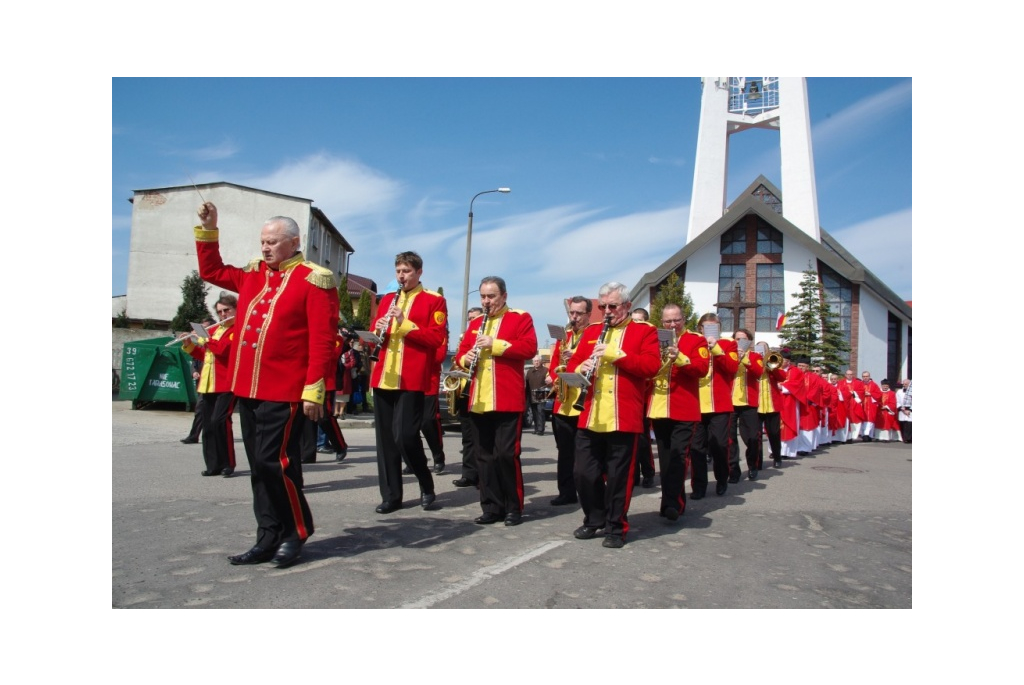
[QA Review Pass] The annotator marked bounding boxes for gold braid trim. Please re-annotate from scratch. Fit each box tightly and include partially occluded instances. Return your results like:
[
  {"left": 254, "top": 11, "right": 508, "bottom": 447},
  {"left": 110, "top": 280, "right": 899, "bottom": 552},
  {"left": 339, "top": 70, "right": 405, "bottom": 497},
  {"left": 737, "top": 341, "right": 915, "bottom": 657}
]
[
  {"left": 193, "top": 226, "right": 219, "bottom": 242},
  {"left": 303, "top": 261, "right": 338, "bottom": 290},
  {"left": 243, "top": 257, "right": 264, "bottom": 273}
]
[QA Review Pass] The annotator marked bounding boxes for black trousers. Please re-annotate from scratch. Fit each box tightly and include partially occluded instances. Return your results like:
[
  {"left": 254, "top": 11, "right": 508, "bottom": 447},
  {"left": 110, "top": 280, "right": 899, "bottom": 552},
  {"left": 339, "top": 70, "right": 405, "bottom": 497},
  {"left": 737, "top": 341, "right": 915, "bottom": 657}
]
[
  {"left": 468, "top": 411, "right": 524, "bottom": 516},
  {"left": 757, "top": 412, "right": 782, "bottom": 461},
  {"left": 186, "top": 394, "right": 204, "bottom": 440},
  {"left": 374, "top": 388, "right": 434, "bottom": 505},
  {"left": 236, "top": 398, "right": 314, "bottom": 549},
  {"left": 528, "top": 402, "right": 546, "bottom": 434},
  {"left": 731, "top": 405, "right": 761, "bottom": 471},
  {"left": 652, "top": 418, "right": 697, "bottom": 514},
  {"left": 634, "top": 417, "right": 655, "bottom": 480},
  {"left": 551, "top": 413, "right": 580, "bottom": 500},
  {"left": 574, "top": 429, "right": 638, "bottom": 538},
  {"left": 420, "top": 394, "right": 445, "bottom": 463},
  {"left": 319, "top": 391, "right": 348, "bottom": 452},
  {"left": 691, "top": 412, "right": 733, "bottom": 496},
  {"left": 898, "top": 420, "right": 912, "bottom": 444},
  {"left": 457, "top": 395, "right": 478, "bottom": 484},
  {"left": 200, "top": 392, "right": 236, "bottom": 473}
]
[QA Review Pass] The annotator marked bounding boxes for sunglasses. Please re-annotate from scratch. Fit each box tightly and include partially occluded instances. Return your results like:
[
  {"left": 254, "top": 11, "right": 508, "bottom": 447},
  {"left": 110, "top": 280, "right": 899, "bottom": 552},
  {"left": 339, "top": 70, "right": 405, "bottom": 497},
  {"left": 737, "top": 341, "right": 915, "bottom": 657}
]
[{"left": 597, "top": 303, "right": 623, "bottom": 311}]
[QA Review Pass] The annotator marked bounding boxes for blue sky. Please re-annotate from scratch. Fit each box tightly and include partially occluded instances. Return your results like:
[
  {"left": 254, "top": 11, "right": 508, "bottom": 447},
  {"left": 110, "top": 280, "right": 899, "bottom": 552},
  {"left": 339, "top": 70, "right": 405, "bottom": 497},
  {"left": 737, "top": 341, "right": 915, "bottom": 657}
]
[{"left": 112, "top": 77, "right": 911, "bottom": 342}]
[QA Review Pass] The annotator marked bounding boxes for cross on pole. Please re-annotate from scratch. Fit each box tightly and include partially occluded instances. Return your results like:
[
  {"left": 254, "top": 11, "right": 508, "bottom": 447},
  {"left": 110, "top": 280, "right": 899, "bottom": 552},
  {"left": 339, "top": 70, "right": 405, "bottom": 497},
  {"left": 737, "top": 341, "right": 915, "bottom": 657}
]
[{"left": 715, "top": 282, "right": 759, "bottom": 330}]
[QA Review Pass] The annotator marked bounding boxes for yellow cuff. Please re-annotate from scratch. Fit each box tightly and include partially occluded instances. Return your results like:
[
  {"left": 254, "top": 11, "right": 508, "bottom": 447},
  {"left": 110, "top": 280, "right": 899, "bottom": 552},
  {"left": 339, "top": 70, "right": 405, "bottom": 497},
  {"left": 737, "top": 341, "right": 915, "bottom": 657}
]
[
  {"left": 711, "top": 342, "right": 724, "bottom": 356},
  {"left": 491, "top": 339, "right": 511, "bottom": 356},
  {"left": 193, "top": 226, "right": 219, "bottom": 242},
  {"left": 301, "top": 379, "right": 326, "bottom": 405},
  {"left": 674, "top": 354, "right": 691, "bottom": 367},
  {"left": 395, "top": 319, "right": 416, "bottom": 338}
]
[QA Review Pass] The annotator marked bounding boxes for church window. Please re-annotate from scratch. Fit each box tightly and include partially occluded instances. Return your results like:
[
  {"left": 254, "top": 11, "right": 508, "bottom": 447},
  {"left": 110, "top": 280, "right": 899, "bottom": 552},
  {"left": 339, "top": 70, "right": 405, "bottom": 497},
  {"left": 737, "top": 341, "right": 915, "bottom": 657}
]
[
  {"left": 717, "top": 264, "right": 746, "bottom": 331},
  {"left": 755, "top": 264, "right": 785, "bottom": 332},
  {"left": 757, "top": 225, "right": 783, "bottom": 253},
  {"left": 720, "top": 226, "right": 746, "bottom": 255}
]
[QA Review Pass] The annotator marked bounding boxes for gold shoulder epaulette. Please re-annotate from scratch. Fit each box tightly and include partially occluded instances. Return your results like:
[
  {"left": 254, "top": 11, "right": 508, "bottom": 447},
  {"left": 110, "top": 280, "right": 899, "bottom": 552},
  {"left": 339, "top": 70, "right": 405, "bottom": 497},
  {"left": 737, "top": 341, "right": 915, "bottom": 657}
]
[
  {"left": 508, "top": 308, "right": 527, "bottom": 314},
  {"left": 243, "top": 257, "right": 264, "bottom": 273},
  {"left": 304, "top": 262, "right": 338, "bottom": 290}
]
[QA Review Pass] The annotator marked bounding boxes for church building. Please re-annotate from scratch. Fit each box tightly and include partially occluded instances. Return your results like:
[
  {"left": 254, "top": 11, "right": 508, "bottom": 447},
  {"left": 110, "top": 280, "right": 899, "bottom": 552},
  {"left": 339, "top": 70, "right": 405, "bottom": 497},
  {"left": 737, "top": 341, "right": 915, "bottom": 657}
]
[{"left": 628, "top": 77, "right": 911, "bottom": 382}]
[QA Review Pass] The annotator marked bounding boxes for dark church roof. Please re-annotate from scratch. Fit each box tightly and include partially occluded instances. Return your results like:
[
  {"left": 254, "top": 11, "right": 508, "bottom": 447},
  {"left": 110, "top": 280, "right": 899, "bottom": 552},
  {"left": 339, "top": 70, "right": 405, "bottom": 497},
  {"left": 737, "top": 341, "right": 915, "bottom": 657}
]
[{"left": 629, "top": 175, "right": 911, "bottom": 322}]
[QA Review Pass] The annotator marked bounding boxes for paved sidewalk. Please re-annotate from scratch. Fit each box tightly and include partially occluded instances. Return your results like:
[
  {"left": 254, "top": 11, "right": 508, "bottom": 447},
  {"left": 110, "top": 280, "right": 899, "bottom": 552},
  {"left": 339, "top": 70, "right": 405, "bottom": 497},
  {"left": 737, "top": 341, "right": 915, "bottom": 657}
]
[{"left": 112, "top": 401, "right": 912, "bottom": 609}]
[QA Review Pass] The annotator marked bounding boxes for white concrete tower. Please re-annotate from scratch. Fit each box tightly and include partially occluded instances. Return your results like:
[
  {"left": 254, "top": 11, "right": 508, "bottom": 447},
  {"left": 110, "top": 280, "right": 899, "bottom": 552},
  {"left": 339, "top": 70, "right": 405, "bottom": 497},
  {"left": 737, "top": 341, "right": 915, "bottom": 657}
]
[{"left": 686, "top": 77, "right": 820, "bottom": 243}]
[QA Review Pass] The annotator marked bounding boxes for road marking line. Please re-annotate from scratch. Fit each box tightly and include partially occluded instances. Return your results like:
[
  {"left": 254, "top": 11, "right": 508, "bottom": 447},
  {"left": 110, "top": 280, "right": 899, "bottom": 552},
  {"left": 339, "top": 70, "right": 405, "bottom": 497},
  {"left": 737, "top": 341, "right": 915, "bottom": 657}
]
[{"left": 399, "top": 540, "right": 567, "bottom": 609}]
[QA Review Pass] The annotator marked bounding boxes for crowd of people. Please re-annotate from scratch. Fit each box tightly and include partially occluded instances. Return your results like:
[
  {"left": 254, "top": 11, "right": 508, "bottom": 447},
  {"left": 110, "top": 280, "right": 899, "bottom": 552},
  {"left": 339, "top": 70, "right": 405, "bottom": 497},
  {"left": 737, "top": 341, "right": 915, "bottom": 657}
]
[{"left": 175, "top": 203, "right": 911, "bottom": 566}]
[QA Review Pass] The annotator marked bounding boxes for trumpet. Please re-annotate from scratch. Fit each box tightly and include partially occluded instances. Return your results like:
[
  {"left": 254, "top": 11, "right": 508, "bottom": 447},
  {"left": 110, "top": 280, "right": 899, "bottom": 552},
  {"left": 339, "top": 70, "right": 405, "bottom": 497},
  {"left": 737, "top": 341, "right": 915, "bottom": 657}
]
[
  {"left": 765, "top": 350, "right": 784, "bottom": 370},
  {"left": 461, "top": 304, "right": 490, "bottom": 399},
  {"left": 572, "top": 313, "right": 613, "bottom": 412},
  {"left": 369, "top": 285, "right": 403, "bottom": 363}
]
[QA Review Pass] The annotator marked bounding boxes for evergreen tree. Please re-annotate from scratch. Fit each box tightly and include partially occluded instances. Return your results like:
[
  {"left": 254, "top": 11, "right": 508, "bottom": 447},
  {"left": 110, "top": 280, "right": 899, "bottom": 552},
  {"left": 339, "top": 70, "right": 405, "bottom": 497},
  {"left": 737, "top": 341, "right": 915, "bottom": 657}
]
[
  {"left": 779, "top": 264, "right": 850, "bottom": 367},
  {"left": 170, "top": 270, "right": 211, "bottom": 331},
  {"left": 356, "top": 290, "right": 373, "bottom": 330},
  {"left": 648, "top": 272, "right": 698, "bottom": 330},
  {"left": 337, "top": 275, "right": 355, "bottom": 326}
]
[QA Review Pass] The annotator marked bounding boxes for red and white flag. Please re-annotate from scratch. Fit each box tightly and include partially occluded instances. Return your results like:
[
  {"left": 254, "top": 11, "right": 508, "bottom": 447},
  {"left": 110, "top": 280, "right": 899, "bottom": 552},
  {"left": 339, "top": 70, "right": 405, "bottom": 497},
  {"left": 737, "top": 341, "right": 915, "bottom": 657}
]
[{"left": 775, "top": 312, "right": 787, "bottom": 330}]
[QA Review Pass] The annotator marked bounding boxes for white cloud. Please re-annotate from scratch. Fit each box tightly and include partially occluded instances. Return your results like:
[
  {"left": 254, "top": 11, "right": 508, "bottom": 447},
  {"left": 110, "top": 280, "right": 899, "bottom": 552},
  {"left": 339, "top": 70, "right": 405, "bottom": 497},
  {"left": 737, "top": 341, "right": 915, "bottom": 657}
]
[
  {"left": 241, "top": 153, "right": 405, "bottom": 221},
  {"left": 191, "top": 138, "right": 241, "bottom": 161},
  {"left": 812, "top": 80, "right": 912, "bottom": 152},
  {"left": 830, "top": 208, "right": 912, "bottom": 299}
]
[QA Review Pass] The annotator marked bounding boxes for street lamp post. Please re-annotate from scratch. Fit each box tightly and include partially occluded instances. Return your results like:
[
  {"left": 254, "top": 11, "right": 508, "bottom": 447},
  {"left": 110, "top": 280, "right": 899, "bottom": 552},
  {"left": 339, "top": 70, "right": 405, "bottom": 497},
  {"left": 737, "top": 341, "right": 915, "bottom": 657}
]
[{"left": 461, "top": 187, "right": 510, "bottom": 332}]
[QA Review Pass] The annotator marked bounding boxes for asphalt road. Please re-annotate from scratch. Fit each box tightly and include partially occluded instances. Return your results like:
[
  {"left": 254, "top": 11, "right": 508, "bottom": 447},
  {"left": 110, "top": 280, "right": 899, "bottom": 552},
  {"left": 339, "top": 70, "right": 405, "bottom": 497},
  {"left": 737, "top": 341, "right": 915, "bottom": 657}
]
[{"left": 112, "top": 401, "right": 912, "bottom": 609}]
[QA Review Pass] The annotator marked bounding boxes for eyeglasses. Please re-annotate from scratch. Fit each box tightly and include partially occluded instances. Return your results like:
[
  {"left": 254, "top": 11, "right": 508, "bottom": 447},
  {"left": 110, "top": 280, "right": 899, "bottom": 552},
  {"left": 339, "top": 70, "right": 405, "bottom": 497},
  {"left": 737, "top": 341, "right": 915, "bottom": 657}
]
[
  {"left": 597, "top": 303, "right": 623, "bottom": 311},
  {"left": 662, "top": 318, "right": 682, "bottom": 324},
  {"left": 216, "top": 309, "right": 233, "bottom": 315}
]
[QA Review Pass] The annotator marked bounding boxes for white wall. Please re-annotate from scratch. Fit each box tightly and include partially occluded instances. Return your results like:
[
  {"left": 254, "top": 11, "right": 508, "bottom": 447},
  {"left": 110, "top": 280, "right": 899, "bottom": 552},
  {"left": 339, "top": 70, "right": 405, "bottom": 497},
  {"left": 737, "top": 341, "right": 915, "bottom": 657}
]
[
  {"left": 856, "top": 290, "right": 890, "bottom": 375},
  {"left": 127, "top": 186, "right": 312, "bottom": 322}
]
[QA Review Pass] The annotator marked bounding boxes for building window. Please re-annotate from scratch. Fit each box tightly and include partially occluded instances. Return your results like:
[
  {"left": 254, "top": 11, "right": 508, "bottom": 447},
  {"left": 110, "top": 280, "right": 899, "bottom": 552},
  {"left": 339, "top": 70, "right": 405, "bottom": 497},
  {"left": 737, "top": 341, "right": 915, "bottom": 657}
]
[
  {"left": 757, "top": 225, "right": 783, "bottom": 253},
  {"left": 887, "top": 312, "right": 902, "bottom": 384},
  {"left": 720, "top": 226, "right": 746, "bottom": 255},
  {"left": 820, "top": 263, "right": 853, "bottom": 366},
  {"left": 755, "top": 263, "right": 785, "bottom": 332},
  {"left": 716, "top": 264, "right": 746, "bottom": 331}
]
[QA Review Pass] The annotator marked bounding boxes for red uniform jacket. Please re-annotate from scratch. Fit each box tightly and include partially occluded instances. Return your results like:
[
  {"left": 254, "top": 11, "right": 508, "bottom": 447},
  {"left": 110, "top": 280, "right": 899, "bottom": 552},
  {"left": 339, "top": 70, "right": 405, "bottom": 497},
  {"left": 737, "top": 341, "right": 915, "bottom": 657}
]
[
  {"left": 647, "top": 330, "right": 710, "bottom": 422},
  {"left": 568, "top": 319, "right": 661, "bottom": 433},
  {"left": 800, "top": 371, "right": 824, "bottom": 431},
  {"left": 876, "top": 390, "right": 898, "bottom": 430},
  {"left": 183, "top": 321, "right": 236, "bottom": 394},
  {"left": 698, "top": 338, "right": 739, "bottom": 414},
  {"left": 195, "top": 230, "right": 338, "bottom": 404},
  {"left": 731, "top": 350, "right": 764, "bottom": 408},
  {"left": 370, "top": 284, "right": 448, "bottom": 393},
  {"left": 457, "top": 305, "right": 537, "bottom": 413},
  {"left": 549, "top": 329, "right": 585, "bottom": 417},
  {"left": 863, "top": 380, "right": 882, "bottom": 422},
  {"left": 758, "top": 367, "right": 787, "bottom": 414}
]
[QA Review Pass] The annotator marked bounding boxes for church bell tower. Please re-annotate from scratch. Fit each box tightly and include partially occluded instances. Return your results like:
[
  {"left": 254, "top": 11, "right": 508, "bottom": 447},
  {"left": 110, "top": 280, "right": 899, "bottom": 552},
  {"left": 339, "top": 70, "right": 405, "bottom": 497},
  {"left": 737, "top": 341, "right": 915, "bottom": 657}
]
[{"left": 687, "top": 77, "right": 820, "bottom": 243}]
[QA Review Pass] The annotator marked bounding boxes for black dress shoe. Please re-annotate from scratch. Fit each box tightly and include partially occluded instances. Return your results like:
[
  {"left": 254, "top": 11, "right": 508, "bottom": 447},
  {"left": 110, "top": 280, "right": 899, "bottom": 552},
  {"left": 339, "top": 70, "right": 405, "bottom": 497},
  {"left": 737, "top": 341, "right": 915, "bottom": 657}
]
[
  {"left": 335, "top": 449, "right": 347, "bottom": 462},
  {"left": 573, "top": 525, "right": 602, "bottom": 540},
  {"left": 452, "top": 477, "right": 477, "bottom": 488},
  {"left": 602, "top": 535, "right": 625, "bottom": 549},
  {"left": 433, "top": 461, "right": 445, "bottom": 474},
  {"left": 773, "top": 457, "right": 783, "bottom": 468},
  {"left": 421, "top": 492, "right": 436, "bottom": 510},
  {"left": 727, "top": 469, "right": 741, "bottom": 484},
  {"left": 715, "top": 482, "right": 728, "bottom": 496},
  {"left": 375, "top": 501, "right": 403, "bottom": 514},
  {"left": 663, "top": 506, "right": 680, "bottom": 522},
  {"left": 270, "top": 540, "right": 304, "bottom": 569},
  {"left": 474, "top": 512, "right": 503, "bottom": 525},
  {"left": 402, "top": 466, "right": 413, "bottom": 475},
  {"left": 228, "top": 545, "right": 276, "bottom": 565},
  {"left": 550, "top": 495, "right": 579, "bottom": 506},
  {"left": 748, "top": 469, "right": 758, "bottom": 480},
  {"left": 222, "top": 468, "right": 234, "bottom": 477},
  {"left": 504, "top": 512, "right": 522, "bottom": 526},
  {"left": 301, "top": 456, "right": 316, "bottom": 464},
  {"left": 201, "top": 469, "right": 222, "bottom": 477},
  {"left": 690, "top": 491, "right": 705, "bottom": 500},
  {"left": 181, "top": 437, "right": 199, "bottom": 444},
  {"left": 641, "top": 476, "right": 654, "bottom": 488}
]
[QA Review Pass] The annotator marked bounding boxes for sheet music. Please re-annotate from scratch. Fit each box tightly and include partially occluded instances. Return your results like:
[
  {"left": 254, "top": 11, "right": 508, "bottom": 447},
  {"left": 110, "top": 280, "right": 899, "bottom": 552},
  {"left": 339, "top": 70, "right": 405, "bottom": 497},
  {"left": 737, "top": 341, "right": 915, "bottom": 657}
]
[
  {"left": 657, "top": 328, "right": 675, "bottom": 347},
  {"left": 356, "top": 330, "right": 383, "bottom": 345},
  {"left": 702, "top": 322, "right": 720, "bottom": 341},
  {"left": 548, "top": 323, "right": 568, "bottom": 340},
  {"left": 190, "top": 322, "right": 210, "bottom": 340},
  {"left": 557, "top": 372, "right": 591, "bottom": 388}
]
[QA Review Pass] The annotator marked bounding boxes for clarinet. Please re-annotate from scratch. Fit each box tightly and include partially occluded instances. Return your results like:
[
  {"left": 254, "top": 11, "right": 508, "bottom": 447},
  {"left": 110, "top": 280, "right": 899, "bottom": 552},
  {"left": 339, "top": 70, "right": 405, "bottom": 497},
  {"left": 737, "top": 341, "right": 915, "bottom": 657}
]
[
  {"left": 460, "top": 305, "right": 490, "bottom": 400},
  {"left": 368, "top": 285, "right": 402, "bottom": 363},
  {"left": 572, "top": 313, "right": 613, "bottom": 412}
]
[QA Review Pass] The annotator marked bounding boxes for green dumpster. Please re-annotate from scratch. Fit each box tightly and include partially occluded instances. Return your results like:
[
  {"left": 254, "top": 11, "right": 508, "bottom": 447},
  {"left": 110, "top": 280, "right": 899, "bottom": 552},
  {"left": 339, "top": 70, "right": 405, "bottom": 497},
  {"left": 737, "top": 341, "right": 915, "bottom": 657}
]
[{"left": 119, "top": 337, "right": 198, "bottom": 410}]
